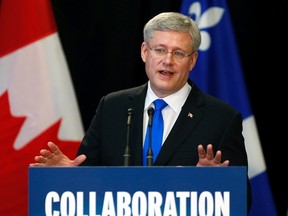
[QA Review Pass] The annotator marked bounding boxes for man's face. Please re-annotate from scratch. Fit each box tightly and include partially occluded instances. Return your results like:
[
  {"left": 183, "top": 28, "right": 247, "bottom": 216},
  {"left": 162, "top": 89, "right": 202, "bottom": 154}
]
[{"left": 141, "top": 30, "right": 198, "bottom": 98}]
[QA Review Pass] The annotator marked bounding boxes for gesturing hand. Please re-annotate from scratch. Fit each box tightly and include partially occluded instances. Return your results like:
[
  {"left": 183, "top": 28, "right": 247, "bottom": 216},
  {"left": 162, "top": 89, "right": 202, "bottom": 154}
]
[
  {"left": 196, "top": 144, "right": 229, "bottom": 167},
  {"left": 29, "top": 142, "right": 86, "bottom": 167}
]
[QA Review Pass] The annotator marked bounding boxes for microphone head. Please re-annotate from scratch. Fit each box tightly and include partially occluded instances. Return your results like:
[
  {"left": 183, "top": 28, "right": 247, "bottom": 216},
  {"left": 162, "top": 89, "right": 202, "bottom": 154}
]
[
  {"left": 127, "top": 108, "right": 134, "bottom": 115},
  {"left": 127, "top": 108, "right": 134, "bottom": 125},
  {"left": 147, "top": 107, "right": 154, "bottom": 127},
  {"left": 147, "top": 107, "right": 155, "bottom": 116}
]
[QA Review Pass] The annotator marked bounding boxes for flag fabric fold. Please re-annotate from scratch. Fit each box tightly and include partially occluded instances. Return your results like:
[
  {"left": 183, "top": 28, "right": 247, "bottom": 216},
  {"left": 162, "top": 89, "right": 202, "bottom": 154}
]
[
  {"left": 180, "top": 0, "right": 277, "bottom": 215},
  {"left": 0, "top": 0, "right": 84, "bottom": 215}
]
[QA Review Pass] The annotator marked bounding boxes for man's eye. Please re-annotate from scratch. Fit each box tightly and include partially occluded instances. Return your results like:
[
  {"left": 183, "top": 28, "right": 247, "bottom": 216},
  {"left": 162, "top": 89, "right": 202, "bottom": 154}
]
[
  {"left": 174, "top": 51, "right": 185, "bottom": 58},
  {"left": 155, "top": 48, "right": 166, "bottom": 54}
]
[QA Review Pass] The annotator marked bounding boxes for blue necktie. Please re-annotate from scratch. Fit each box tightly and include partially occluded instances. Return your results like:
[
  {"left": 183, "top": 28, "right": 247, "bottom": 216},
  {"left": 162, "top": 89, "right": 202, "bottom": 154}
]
[{"left": 143, "top": 99, "right": 167, "bottom": 166}]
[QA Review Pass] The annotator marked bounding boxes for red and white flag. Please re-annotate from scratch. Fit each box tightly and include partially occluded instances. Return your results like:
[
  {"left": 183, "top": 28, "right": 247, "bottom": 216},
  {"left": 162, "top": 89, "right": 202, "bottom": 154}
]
[{"left": 0, "top": 0, "right": 84, "bottom": 215}]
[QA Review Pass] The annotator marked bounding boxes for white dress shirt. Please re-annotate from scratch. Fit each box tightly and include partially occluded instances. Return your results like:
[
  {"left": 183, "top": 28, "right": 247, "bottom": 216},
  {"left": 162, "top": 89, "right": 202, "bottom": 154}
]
[{"left": 143, "top": 81, "right": 191, "bottom": 146}]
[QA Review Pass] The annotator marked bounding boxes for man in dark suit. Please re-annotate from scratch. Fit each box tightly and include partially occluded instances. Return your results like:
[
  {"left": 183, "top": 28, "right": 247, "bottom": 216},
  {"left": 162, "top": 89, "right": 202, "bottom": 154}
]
[{"left": 30, "top": 11, "right": 251, "bottom": 211}]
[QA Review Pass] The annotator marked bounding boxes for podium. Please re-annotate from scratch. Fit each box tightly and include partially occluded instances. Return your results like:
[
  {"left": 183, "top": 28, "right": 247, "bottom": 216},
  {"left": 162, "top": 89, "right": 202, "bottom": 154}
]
[{"left": 29, "top": 166, "right": 247, "bottom": 215}]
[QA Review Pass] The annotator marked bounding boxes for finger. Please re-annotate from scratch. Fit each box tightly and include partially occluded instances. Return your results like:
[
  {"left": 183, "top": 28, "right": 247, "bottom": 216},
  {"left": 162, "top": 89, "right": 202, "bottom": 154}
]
[
  {"left": 47, "top": 142, "right": 62, "bottom": 155},
  {"left": 34, "top": 155, "right": 47, "bottom": 163},
  {"left": 206, "top": 144, "right": 214, "bottom": 160},
  {"left": 220, "top": 160, "right": 230, "bottom": 167},
  {"left": 30, "top": 163, "right": 42, "bottom": 167},
  {"left": 73, "top": 154, "right": 87, "bottom": 166},
  {"left": 214, "top": 150, "right": 222, "bottom": 164},
  {"left": 197, "top": 144, "right": 206, "bottom": 158},
  {"left": 39, "top": 149, "right": 52, "bottom": 158}
]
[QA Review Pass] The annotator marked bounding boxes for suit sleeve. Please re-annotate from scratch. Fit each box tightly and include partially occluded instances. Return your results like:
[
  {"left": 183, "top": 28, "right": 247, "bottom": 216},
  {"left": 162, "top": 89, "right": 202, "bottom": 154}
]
[{"left": 76, "top": 97, "right": 104, "bottom": 166}]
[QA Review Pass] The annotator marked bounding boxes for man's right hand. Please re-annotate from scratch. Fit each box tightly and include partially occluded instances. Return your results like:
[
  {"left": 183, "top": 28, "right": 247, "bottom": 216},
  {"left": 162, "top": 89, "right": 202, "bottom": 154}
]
[{"left": 29, "top": 142, "right": 86, "bottom": 167}]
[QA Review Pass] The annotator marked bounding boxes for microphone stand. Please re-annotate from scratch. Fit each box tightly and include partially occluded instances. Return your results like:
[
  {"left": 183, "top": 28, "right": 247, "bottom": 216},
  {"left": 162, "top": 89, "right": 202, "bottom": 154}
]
[
  {"left": 146, "top": 107, "right": 154, "bottom": 166},
  {"left": 123, "top": 108, "right": 133, "bottom": 166}
]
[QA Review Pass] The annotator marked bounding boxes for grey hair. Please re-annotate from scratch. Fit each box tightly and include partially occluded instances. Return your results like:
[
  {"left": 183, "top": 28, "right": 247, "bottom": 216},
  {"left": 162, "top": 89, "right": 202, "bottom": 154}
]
[{"left": 143, "top": 12, "right": 201, "bottom": 52}]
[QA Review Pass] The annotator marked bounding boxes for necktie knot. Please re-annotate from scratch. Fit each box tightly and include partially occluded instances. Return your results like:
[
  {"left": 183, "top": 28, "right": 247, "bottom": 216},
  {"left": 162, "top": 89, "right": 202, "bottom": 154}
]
[{"left": 153, "top": 99, "right": 167, "bottom": 111}]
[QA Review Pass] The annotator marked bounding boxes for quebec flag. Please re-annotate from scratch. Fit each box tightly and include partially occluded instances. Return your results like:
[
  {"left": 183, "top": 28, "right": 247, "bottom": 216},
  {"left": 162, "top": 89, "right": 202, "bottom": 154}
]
[{"left": 180, "top": 0, "right": 278, "bottom": 215}]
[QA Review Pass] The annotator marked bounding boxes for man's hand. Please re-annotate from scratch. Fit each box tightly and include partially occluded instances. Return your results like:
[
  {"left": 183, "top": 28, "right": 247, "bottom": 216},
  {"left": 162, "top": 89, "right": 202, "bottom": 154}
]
[
  {"left": 29, "top": 142, "right": 86, "bottom": 167},
  {"left": 196, "top": 144, "right": 229, "bottom": 167}
]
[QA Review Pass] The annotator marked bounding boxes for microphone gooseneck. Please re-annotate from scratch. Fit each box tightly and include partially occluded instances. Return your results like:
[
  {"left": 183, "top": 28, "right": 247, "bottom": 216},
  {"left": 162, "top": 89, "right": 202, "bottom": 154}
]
[
  {"left": 146, "top": 107, "right": 155, "bottom": 166},
  {"left": 123, "top": 108, "right": 134, "bottom": 166}
]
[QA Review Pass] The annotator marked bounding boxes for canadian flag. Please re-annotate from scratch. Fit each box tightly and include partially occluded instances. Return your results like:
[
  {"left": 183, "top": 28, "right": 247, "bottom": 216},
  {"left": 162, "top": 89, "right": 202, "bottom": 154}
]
[{"left": 0, "top": 0, "right": 84, "bottom": 215}]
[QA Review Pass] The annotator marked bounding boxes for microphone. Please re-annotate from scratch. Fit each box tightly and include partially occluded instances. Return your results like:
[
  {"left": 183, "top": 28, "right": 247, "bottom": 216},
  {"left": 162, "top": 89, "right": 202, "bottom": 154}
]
[
  {"left": 123, "top": 108, "right": 134, "bottom": 166},
  {"left": 146, "top": 107, "right": 155, "bottom": 166}
]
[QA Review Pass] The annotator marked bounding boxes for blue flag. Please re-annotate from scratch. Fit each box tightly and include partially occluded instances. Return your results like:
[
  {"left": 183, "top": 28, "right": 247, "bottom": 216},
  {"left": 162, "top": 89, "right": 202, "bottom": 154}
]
[{"left": 180, "top": 1, "right": 278, "bottom": 215}]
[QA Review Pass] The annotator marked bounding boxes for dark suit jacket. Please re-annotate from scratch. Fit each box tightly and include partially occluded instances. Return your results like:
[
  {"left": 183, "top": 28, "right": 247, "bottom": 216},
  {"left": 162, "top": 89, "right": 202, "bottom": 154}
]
[
  {"left": 77, "top": 80, "right": 251, "bottom": 211},
  {"left": 77, "top": 80, "right": 248, "bottom": 167}
]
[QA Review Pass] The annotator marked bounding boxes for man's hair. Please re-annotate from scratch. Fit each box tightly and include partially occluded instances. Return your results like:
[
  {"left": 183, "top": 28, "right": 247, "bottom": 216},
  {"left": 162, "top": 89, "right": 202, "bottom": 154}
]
[{"left": 143, "top": 12, "right": 201, "bottom": 52}]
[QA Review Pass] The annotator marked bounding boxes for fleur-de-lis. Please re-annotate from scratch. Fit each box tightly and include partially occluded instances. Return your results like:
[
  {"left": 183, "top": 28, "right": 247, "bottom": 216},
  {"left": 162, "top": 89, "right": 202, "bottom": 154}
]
[{"left": 187, "top": 2, "right": 225, "bottom": 51}]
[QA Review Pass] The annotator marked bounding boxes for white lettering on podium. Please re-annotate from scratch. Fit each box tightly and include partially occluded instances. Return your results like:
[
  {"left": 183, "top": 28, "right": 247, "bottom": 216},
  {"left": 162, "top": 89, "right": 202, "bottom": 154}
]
[
  {"left": 215, "top": 192, "right": 230, "bottom": 216},
  {"left": 44, "top": 190, "right": 230, "bottom": 216},
  {"left": 176, "top": 191, "right": 190, "bottom": 216},
  {"left": 45, "top": 191, "right": 59, "bottom": 216},
  {"left": 102, "top": 192, "right": 115, "bottom": 216},
  {"left": 117, "top": 191, "right": 131, "bottom": 216},
  {"left": 60, "top": 191, "right": 76, "bottom": 216},
  {"left": 148, "top": 192, "right": 162, "bottom": 216},
  {"left": 198, "top": 191, "right": 230, "bottom": 216},
  {"left": 131, "top": 191, "right": 147, "bottom": 215},
  {"left": 163, "top": 191, "right": 177, "bottom": 216}
]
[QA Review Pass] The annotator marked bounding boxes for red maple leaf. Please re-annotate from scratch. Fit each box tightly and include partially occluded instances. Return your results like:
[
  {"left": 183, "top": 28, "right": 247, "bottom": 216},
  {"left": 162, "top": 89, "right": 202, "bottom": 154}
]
[{"left": 0, "top": 91, "right": 81, "bottom": 215}]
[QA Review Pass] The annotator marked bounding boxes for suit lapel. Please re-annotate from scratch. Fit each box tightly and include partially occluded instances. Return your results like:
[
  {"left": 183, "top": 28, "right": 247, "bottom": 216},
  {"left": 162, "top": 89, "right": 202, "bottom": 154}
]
[
  {"left": 154, "top": 83, "right": 205, "bottom": 165},
  {"left": 125, "top": 83, "right": 147, "bottom": 165}
]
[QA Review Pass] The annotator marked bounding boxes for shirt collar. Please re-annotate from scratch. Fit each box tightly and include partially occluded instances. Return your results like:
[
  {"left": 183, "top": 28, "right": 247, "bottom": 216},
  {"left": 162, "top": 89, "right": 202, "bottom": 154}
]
[{"left": 144, "top": 81, "right": 191, "bottom": 114}]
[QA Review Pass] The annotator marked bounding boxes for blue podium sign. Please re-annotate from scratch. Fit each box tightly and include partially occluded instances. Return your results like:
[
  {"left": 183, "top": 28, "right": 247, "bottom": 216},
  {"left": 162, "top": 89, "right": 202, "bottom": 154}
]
[{"left": 29, "top": 166, "right": 246, "bottom": 216}]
